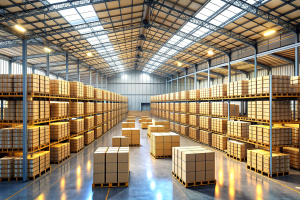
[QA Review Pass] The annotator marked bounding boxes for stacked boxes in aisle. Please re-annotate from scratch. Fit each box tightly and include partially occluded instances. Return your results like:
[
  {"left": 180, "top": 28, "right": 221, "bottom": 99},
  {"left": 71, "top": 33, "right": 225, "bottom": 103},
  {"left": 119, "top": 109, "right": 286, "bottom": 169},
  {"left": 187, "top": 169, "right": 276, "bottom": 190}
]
[
  {"left": 50, "top": 143, "right": 70, "bottom": 163},
  {"left": 227, "top": 140, "right": 254, "bottom": 160},
  {"left": 189, "top": 102, "right": 199, "bottom": 114},
  {"left": 112, "top": 136, "right": 130, "bottom": 147},
  {"left": 227, "top": 121, "right": 250, "bottom": 138},
  {"left": 141, "top": 121, "right": 153, "bottom": 129},
  {"left": 153, "top": 121, "right": 170, "bottom": 132},
  {"left": 181, "top": 125, "right": 189, "bottom": 137},
  {"left": 189, "top": 115, "right": 199, "bottom": 127},
  {"left": 0, "top": 74, "right": 13, "bottom": 93},
  {"left": 199, "top": 116, "right": 211, "bottom": 130},
  {"left": 0, "top": 157, "right": 14, "bottom": 179},
  {"left": 172, "top": 146, "right": 215, "bottom": 186},
  {"left": 189, "top": 89, "right": 200, "bottom": 100},
  {"left": 127, "top": 116, "right": 135, "bottom": 122},
  {"left": 84, "top": 85, "right": 94, "bottom": 99},
  {"left": 283, "top": 147, "right": 300, "bottom": 169},
  {"left": 283, "top": 124, "right": 299, "bottom": 146},
  {"left": 122, "top": 122, "right": 135, "bottom": 128},
  {"left": 3, "top": 101, "right": 16, "bottom": 120},
  {"left": 94, "top": 126, "right": 102, "bottom": 139},
  {"left": 84, "top": 116, "right": 95, "bottom": 131},
  {"left": 150, "top": 132, "right": 180, "bottom": 157},
  {"left": 249, "top": 125, "right": 292, "bottom": 146},
  {"left": 180, "top": 114, "right": 189, "bottom": 124},
  {"left": 70, "top": 81, "right": 84, "bottom": 98},
  {"left": 247, "top": 149, "right": 290, "bottom": 174},
  {"left": 50, "top": 102, "right": 69, "bottom": 118},
  {"left": 70, "top": 118, "right": 84, "bottom": 134},
  {"left": 93, "top": 147, "right": 129, "bottom": 185},
  {"left": 70, "top": 102, "right": 84, "bottom": 117},
  {"left": 211, "top": 118, "right": 227, "bottom": 134},
  {"left": 139, "top": 116, "right": 148, "bottom": 123},
  {"left": 189, "top": 127, "right": 199, "bottom": 141},
  {"left": 84, "top": 130, "right": 94, "bottom": 145},
  {"left": 95, "top": 103, "right": 102, "bottom": 114},
  {"left": 212, "top": 134, "right": 228, "bottom": 151},
  {"left": 199, "top": 130, "right": 212, "bottom": 146},
  {"left": 147, "top": 125, "right": 164, "bottom": 137},
  {"left": 94, "top": 88, "right": 103, "bottom": 101},
  {"left": 14, "top": 74, "right": 39, "bottom": 93},
  {"left": 122, "top": 128, "right": 140, "bottom": 146},
  {"left": 50, "top": 122, "right": 70, "bottom": 141},
  {"left": 84, "top": 102, "right": 94, "bottom": 115},
  {"left": 70, "top": 135, "right": 84, "bottom": 153},
  {"left": 199, "top": 102, "right": 211, "bottom": 115},
  {"left": 200, "top": 88, "right": 211, "bottom": 98},
  {"left": 16, "top": 101, "right": 39, "bottom": 121}
]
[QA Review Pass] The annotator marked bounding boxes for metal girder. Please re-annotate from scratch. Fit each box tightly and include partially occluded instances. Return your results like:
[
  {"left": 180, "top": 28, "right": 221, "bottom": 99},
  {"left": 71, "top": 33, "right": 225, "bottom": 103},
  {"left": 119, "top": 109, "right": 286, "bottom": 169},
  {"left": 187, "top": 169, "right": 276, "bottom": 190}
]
[
  {"left": 34, "top": 61, "right": 77, "bottom": 68},
  {"left": 220, "top": 0, "right": 297, "bottom": 33},
  {"left": 0, "top": 0, "right": 118, "bottom": 23},
  {"left": 0, "top": 39, "right": 44, "bottom": 49},
  {"left": 146, "top": 0, "right": 256, "bottom": 47},
  {"left": 220, "top": 66, "right": 248, "bottom": 76},
  {"left": 269, "top": 53, "right": 295, "bottom": 64},
  {"left": 243, "top": 60, "right": 270, "bottom": 70},
  {"left": 11, "top": 52, "right": 66, "bottom": 61}
]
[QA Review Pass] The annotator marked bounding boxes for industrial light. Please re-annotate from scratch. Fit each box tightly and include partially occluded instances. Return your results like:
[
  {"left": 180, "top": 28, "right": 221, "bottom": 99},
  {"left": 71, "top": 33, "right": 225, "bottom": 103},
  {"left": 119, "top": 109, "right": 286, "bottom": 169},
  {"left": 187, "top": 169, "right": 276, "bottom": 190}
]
[
  {"left": 264, "top": 30, "right": 276, "bottom": 37},
  {"left": 87, "top": 52, "right": 93, "bottom": 57},
  {"left": 14, "top": 24, "right": 26, "bottom": 32},
  {"left": 44, "top": 47, "right": 51, "bottom": 53},
  {"left": 177, "top": 62, "right": 182, "bottom": 67},
  {"left": 208, "top": 50, "right": 214, "bottom": 55}
]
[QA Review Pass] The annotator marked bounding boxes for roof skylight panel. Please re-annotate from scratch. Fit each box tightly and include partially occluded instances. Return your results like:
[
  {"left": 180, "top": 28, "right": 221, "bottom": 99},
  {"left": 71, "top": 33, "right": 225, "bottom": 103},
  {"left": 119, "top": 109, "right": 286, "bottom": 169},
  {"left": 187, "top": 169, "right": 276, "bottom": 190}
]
[
  {"left": 48, "top": 0, "right": 66, "bottom": 3},
  {"left": 59, "top": 8, "right": 78, "bottom": 16},
  {"left": 219, "top": 10, "right": 236, "bottom": 18},
  {"left": 227, "top": 5, "right": 243, "bottom": 14},
  {"left": 167, "top": 35, "right": 182, "bottom": 44},
  {"left": 177, "top": 39, "right": 192, "bottom": 48},
  {"left": 78, "top": 28, "right": 92, "bottom": 34},
  {"left": 181, "top": 22, "right": 198, "bottom": 33},
  {"left": 166, "top": 49, "right": 178, "bottom": 55},
  {"left": 210, "top": 19, "right": 223, "bottom": 26}
]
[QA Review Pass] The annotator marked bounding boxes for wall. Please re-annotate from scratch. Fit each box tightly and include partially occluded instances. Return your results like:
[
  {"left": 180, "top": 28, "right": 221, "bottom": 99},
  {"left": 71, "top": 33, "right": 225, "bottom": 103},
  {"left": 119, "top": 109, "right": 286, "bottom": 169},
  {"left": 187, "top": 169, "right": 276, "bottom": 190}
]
[{"left": 107, "top": 71, "right": 166, "bottom": 111}]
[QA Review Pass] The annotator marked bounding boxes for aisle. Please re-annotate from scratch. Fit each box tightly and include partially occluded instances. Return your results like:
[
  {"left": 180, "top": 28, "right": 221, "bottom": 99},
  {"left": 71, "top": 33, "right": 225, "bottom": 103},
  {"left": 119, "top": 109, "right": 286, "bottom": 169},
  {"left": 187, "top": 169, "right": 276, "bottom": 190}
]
[{"left": 1, "top": 117, "right": 300, "bottom": 200}]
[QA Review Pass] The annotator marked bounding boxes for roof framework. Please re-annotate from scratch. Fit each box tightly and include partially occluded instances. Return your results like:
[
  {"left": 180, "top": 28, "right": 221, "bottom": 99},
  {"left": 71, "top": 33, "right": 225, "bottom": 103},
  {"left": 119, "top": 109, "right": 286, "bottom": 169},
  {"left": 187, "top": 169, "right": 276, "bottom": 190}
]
[{"left": 0, "top": 0, "right": 298, "bottom": 82}]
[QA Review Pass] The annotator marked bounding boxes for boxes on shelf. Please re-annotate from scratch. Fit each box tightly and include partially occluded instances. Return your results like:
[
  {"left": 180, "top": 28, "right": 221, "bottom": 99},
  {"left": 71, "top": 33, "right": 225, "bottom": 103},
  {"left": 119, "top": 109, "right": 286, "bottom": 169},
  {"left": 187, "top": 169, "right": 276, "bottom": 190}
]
[
  {"left": 283, "top": 147, "right": 300, "bottom": 169},
  {"left": 199, "top": 116, "right": 211, "bottom": 130},
  {"left": 212, "top": 134, "right": 227, "bottom": 151},
  {"left": 94, "top": 114, "right": 102, "bottom": 127},
  {"left": 122, "top": 128, "right": 140, "bottom": 145},
  {"left": 50, "top": 143, "right": 70, "bottom": 163},
  {"left": 84, "top": 130, "right": 94, "bottom": 145},
  {"left": 70, "top": 118, "right": 84, "bottom": 134},
  {"left": 84, "top": 102, "right": 94, "bottom": 115},
  {"left": 199, "top": 88, "right": 211, "bottom": 98},
  {"left": 95, "top": 102, "right": 102, "bottom": 114},
  {"left": 14, "top": 74, "right": 40, "bottom": 93},
  {"left": 211, "top": 102, "right": 239, "bottom": 117},
  {"left": 227, "top": 121, "right": 250, "bottom": 138},
  {"left": 180, "top": 114, "right": 189, "bottom": 124},
  {"left": 147, "top": 125, "right": 165, "bottom": 137},
  {"left": 16, "top": 100, "right": 40, "bottom": 121},
  {"left": 0, "top": 74, "right": 13, "bottom": 93},
  {"left": 50, "top": 102, "right": 69, "bottom": 118},
  {"left": 94, "top": 88, "right": 103, "bottom": 101},
  {"left": 93, "top": 147, "right": 129, "bottom": 184},
  {"left": 189, "top": 102, "right": 199, "bottom": 114},
  {"left": 180, "top": 125, "right": 189, "bottom": 137},
  {"left": 112, "top": 136, "right": 130, "bottom": 147},
  {"left": 199, "top": 102, "right": 211, "bottom": 115},
  {"left": 70, "top": 81, "right": 84, "bottom": 98},
  {"left": 50, "top": 122, "right": 70, "bottom": 141},
  {"left": 211, "top": 118, "right": 227, "bottom": 134},
  {"left": 189, "top": 115, "right": 199, "bottom": 127},
  {"left": 199, "top": 130, "right": 212, "bottom": 146},
  {"left": 95, "top": 126, "right": 102, "bottom": 139},
  {"left": 189, "top": 89, "right": 200, "bottom": 99},
  {"left": 70, "top": 135, "right": 84, "bottom": 152},
  {"left": 70, "top": 102, "right": 84, "bottom": 116},
  {"left": 0, "top": 157, "right": 15, "bottom": 178},
  {"left": 172, "top": 146, "right": 215, "bottom": 184},
  {"left": 283, "top": 124, "right": 299, "bottom": 146},
  {"left": 150, "top": 132, "right": 180, "bottom": 157},
  {"left": 84, "top": 116, "right": 95, "bottom": 131},
  {"left": 189, "top": 127, "right": 199, "bottom": 141},
  {"left": 180, "top": 103, "right": 189, "bottom": 113},
  {"left": 84, "top": 85, "right": 94, "bottom": 99},
  {"left": 153, "top": 120, "right": 170, "bottom": 132},
  {"left": 227, "top": 140, "right": 254, "bottom": 159}
]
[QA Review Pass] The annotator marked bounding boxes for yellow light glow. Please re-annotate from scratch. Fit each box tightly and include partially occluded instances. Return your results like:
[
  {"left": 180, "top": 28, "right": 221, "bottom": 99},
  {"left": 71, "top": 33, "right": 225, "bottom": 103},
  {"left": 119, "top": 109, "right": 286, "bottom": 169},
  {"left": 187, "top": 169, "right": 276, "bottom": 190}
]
[
  {"left": 215, "top": 184, "right": 219, "bottom": 198},
  {"left": 37, "top": 193, "right": 44, "bottom": 200},
  {"left": 87, "top": 160, "right": 91, "bottom": 172},
  {"left": 61, "top": 178, "right": 65, "bottom": 190},
  {"left": 218, "top": 169, "right": 223, "bottom": 186},
  {"left": 44, "top": 47, "right": 51, "bottom": 53},
  {"left": 264, "top": 30, "right": 276, "bottom": 37},
  {"left": 256, "top": 184, "right": 263, "bottom": 200},
  {"left": 77, "top": 177, "right": 81, "bottom": 191},
  {"left": 208, "top": 50, "right": 214, "bottom": 55},
  {"left": 15, "top": 24, "right": 26, "bottom": 32},
  {"left": 61, "top": 193, "right": 66, "bottom": 200},
  {"left": 77, "top": 166, "right": 81, "bottom": 176},
  {"left": 87, "top": 52, "right": 93, "bottom": 57},
  {"left": 177, "top": 62, "right": 182, "bottom": 67}
]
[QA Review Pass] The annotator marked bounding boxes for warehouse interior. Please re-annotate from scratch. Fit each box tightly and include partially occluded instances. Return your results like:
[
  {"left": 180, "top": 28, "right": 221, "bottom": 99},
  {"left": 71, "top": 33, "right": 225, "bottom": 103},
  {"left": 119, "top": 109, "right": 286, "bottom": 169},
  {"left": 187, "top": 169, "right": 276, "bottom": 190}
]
[{"left": 0, "top": 0, "right": 300, "bottom": 199}]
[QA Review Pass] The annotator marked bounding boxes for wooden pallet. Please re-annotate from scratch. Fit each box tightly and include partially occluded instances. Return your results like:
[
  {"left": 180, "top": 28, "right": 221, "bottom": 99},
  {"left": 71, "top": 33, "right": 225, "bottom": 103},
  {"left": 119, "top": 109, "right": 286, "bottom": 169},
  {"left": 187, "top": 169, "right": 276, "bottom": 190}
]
[
  {"left": 246, "top": 165, "right": 289, "bottom": 178},
  {"left": 0, "top": 177, "right": 16, "bottom": 182},
  {"left": 172, "top": 172, "right": 216, "bottom": 187},
  {"left": 51, "top": 156, "right": 70, "bottom": 164},
  {"left": 150, "top": 152, "right": 171, "bottom": 159},
  {"left": 129, "top": 144, "right": 141, "bottom": 147},
  {"left": 226, "top": 154, "right": 246, "bottom": 162},
  {"left": 71, "top": 148, "right": 84, "bottom": 153},
  {"left": 92, "top": 182, "right": 129, "bottom": 188}
]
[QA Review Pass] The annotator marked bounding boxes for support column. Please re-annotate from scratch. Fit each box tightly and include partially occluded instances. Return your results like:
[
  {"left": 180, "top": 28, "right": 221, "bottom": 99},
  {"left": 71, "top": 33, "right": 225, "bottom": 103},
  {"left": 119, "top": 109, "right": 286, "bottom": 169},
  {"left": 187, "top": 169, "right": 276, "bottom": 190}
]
[
  {"left": 295, "top": 32, "right": 299, "bottom": 76},
  {"left": 46, "top": 53, "right": 50, "bottom": 77},
  {"left": 194, "top": 64, "right": 197, "bottom": 90},
  {"left": 106, "top": 75, "right": 108, "bottom": 90},
  {"left": 77, "top": 59, "right": 80, "bottom": 82},
  {"left": 254, "top": 47, "right": 258, "bottom": 78},
  {"left": 228, "top": 54, "right": 231, "bottom": 121},
  {"left": 166, "top": 78, "right": 168, "bottom": 93},
  {"left": 66, "top": 53, "right": 69, "bottom": 81},
  {"left": 32, "top": 67, "right": 36, "bottom": 74},
  {"left": 22, "top": 39, "right": 28, "bottom": 182},
  {"left": 8, "top": 60, "right": 12, "bottom": 74},
  {"left": 177, "top": 74, "right": 179, "bottom": 92},
  {"left": 101, "top": 75, "right": 103, "bottom": 89},
  {"left": 96, "top": 71, "right": 98, "bottom": 88},
  {"left": 184, "top": 68, "right": 187, "bottom": 91},
  {"left": 208, "top": 60, "right": 211, "bottom": 88},
  {"left": 89, "top": 67, "right": 92, "bottom": 86},
  {"left": 170, "top": 77, "right": 173, "bottom": 93},
  {"left": 269, "top": 74, "right": 273, "bottom": 176}
]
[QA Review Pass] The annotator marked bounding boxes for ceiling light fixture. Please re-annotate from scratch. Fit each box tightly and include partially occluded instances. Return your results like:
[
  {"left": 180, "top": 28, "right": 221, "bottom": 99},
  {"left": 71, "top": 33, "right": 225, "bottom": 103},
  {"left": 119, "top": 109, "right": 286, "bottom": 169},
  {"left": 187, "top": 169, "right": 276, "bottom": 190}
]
[
  {"left": 263, "top": 30, "right": 276, "bottom": 37},
  {"left": 208, "top": 50, "right": 214, "bottom": 55},
  {"left": 87, "top": 52, "right": 93, "bottom": 57},
  {"left": 177, "top": 62, "right": 182, "bottom": 67},
  {"left": 14, "top": 24, "right": 26, "bottom": 32},
  {"left": 44, "top": 47, "right": 51, "bottom": 53}
]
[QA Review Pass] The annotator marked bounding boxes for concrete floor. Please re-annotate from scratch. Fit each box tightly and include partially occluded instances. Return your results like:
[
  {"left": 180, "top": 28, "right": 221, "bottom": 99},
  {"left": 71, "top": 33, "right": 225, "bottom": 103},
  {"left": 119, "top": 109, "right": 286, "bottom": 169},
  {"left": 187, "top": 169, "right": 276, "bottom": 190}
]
[{"left": 1, "top": 116, "right": 300, "bottom": 200}]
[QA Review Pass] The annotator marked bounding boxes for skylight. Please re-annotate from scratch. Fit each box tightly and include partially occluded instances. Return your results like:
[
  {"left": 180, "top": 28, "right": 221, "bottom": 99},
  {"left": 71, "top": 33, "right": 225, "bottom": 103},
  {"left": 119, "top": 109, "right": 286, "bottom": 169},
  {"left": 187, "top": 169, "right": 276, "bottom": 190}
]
[
  {"left": 143, "top": 0, "right": 267, "bottom": 74},
  {"left": 47, "top": 0, "right": 125, "bottom": 72}
]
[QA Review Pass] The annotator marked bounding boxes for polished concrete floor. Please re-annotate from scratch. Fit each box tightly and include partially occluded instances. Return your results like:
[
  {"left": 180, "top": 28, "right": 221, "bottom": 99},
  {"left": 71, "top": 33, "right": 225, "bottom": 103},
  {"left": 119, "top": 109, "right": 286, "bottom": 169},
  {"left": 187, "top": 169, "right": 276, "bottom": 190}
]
[{"left": 1, "top": 117, "right": 300, "bottom": 200}]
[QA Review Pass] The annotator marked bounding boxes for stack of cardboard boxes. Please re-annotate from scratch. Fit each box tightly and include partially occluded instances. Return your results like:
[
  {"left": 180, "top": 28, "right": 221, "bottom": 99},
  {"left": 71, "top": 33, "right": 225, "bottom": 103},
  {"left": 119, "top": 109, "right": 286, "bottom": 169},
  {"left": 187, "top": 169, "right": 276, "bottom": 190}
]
[
  {"left": 189, "top": 115, "right": 199, "bottom": 127},
  {"left": 199, "top": 88, "right": 211, "bottom": 98},
  {"left": 50, "top": 143, "right": 70, "bottom": 163},
  {"left": 70, "top": 119, "right": 84, "bottom": 134},
  {"left": 188, "top": 102, "right": 199, "bottom": 114},
  {"left": 189, "top": 127, "right": 199, "bottom": 141},
  {"left": 199, "top": 116, "right": 211, "bottom": 130},
  {"left": 189, "top": 89, "right": 200, "bottom": 100},
  {"left": 122, "top": 122, "right": 135, "bottom": 128},
  {"left": 50, "top": 102, "right": 69, "bottom": 118},
  {"left": 122, "top": 128, "right": 140, "bottom": 146},
  {"left": 141, "top": 121, "right": 153, "bottom": 129},
  {"left": 180, "top": 114, "right": 189, "bottom": 125},
  {"left": 50, "top": 122, "right": 70, "bottom": 141},
  {"left": 172, "top": 146, "right": 215, "bottom": 186},
  {"left": 93, "top": 147, "right": 129, "bottom": 185},
  {"left": 70, "top": 81, "right": 84, "bottom": 98},
  {"left": 84, "top": 102, "right": 94, "bottom": 115},
  {"left": 211, "top": 84, "right": 227, "bottom": 98},
  {"left": 94, "top": 102, "right": 102, "bottom": 114},
  {"left": 147, "top": 125, "right": 165, "bottom": 137},
  {"left": 94, "top": 88, "right": 103, "bottom": 101},
  {"left": 150, "top": 132, "right": 180, "bottom": 157},
  {"left": 283, "top": 147, "right": 300, "bottom": 169},
  {"left": 70, "top": 102, "right": 84, "bottom": 117},
  {"left": 94, "top": 114, "right": 102, "bottom": 127},
  {"left": 199, "top": 102, "right": 211, "bottom": 115},
  {"left": 211, "top": 118, "right": 227, "bottom": 134},
  {"left": 94, "top": 126, "right": 102, "bottom": 139},
  {"left": 84, "top": 85, "right": 94, "bottom": 99},
  {"left": 70, "top": 135, "right": 84, "bottom": 152},
  {"left": 180, "top": 125, "right": 189, "bottom": 136},
  {"left": 0, "top": 74, "right": 13, "bottom": 93},
  {"left": 283, "top": 124, "right": 299, "bottom": 146},
  {"left": 227, "top": 121, "right": 250, "bottom": 138},
  {"left": 16, "top": 101, "right": 40, "bottom": 121},
  {"left": 50, "top": 80, "right": 70, "bottom": 96},
  {"left": 127, "top": 116, "right": 135, "bottom": 122},
  {"left": 0, "top": 157, "right": 14, "bottom": 179},
  {"left": 84, "top": 130, "right": 94, "bottom": 145},
  {"left": 153, "top": 121, "right": 170, "bottom": 131},
  {"left": 199, "top": 130, "right": 212, "bottom": 146},
  {"left": 227, "top": 140, "right": 254, "bottom": 160},
  {"left": 84, "top": 116, "right": 95, "bottom": 131},
  {"left": 112, "top": 136, "right": 130, "bottom": 147},
  {"left": 211, "top": 102, "right": 239, "bottom": 117},
  {"left": 212, "top": 134, "right": 227, "bottom": 151}
]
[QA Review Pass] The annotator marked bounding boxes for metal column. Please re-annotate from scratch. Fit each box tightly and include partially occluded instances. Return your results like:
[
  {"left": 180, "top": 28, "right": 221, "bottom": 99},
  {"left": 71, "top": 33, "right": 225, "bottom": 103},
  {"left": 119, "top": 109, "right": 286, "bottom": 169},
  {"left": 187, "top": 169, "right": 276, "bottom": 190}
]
[
  {"left": 22, "top": 39, "right": 28, "bottom": 182},
  {"left": 269, "top": 74, "right": 273, "bottom": 176},
  {"left": 295, "top": 32, "right": 299, "bottom": 76},
  {"left": 8, "top": 60, "right": 12, "bottom": 74},
  {"left": 208, "top": 60, "right": 211, "bottom": 88},
  {"left": 0, "top": 100, "right": 3, "bottom": 120},
  {"left": 66, "top": 53, "right": 69, "bottom": 81},
  {"left": 177, "top": 74, "right": 179, "bottom": 92},
  {"left": 46, "top": 53, "right": 50, "bottom": 77},
  {"left": 101, "top": 75, "right": 103, "bottom": 89},
  {"left": 89, "top": 67, "right": 92, "bottom": 85},
  {"left": 32, "top": 67, "right": 36, "bottom": 74},
  {"left": 170, "top": 78, "right": 173, "bottom": 93},
  {"left": 254, "top": 47, "right": 258, "bottom": 78},
  {"left": 96, "top": 71, "right": 98, "bottom": 88},
  {"left": 228, "top": 55, "right": 231, "bottom": 121},
  {"left": 184, "top": 68, "right": 187, "bottom": 91},
  {"left": 166, "top": 78, "right": 168, "bottom": 93},
  {"left": 194, "top": 65, "right": 197, "bottom": 89},
  {"left": 77, "top": 59, "right": 80, "bottom": 82},
  {"left": 106, "top": 75, "right": 108, "bottom": 90}
]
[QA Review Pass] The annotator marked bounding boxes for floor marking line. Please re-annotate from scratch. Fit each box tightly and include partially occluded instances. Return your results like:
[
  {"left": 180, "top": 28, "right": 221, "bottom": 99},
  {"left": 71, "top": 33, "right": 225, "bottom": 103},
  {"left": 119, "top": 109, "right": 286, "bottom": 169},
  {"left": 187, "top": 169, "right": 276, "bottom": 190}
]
[{"left": 105, "top": 188, "right": 110, "bottom": 200}]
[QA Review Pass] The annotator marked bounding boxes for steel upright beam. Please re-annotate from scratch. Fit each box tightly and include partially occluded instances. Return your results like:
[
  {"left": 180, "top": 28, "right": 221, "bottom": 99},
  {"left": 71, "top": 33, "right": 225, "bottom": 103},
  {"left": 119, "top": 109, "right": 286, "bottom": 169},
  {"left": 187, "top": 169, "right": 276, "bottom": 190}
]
[
  {"left": 194, "top": 65, "right": 197, "bottom": 89},
  {"left": 208, "top": 60, "right": 211, "bottom": 88},
  {"left": 96, "top": 70, "right": 98, "bottom": 88},
  {"left": 22, "top": 39, "right": 28, "bottom": 182},
  {"left": 89, "top": 67, "right": 92, "bottom": 85},
  {"left": 177, "top": 74, "right": 179, "bottom": 92},
  {"left": 295, "top": 32, "right": 299, "bottom": 76},
  {"left": 106, "top": 75, "right": 108, "bottom": 90},
  {"left": 77, "top": 59, "right": 80, "bottom": 82},
  {"left": 185, "top": 68, "right": 187, "bottom": 91},
  {"left": 228, "top": 55, "right": 231, "bottom": 121},
  {"left": 101, "top": 75, "right": 103, "bottom": 89},
  {"left": 166, "top": 78, "right": 168, "bottom": 93},
  {"left": 65, "top": 53, "right": 69, "bottom": 81},
  {"left": 0, "top": 100, "right": 3, "bottom": 120},
  {"left": 8, "top": 60, "right": 12, "bottom": 74},
  {"left": 32, "top": 67, "right": 36, "bottom": 74},
  {"left": 254, "top": 47, "right": 258, "bottom": 78},
  {"left": 46, "top": 53, "right": 50, "bottom": 77},
  {"left": 170, "top": 77, "right": 173, "bottom": 93},
  {"left": 269, "top": 74, "right": 273, "bottom": 177}
]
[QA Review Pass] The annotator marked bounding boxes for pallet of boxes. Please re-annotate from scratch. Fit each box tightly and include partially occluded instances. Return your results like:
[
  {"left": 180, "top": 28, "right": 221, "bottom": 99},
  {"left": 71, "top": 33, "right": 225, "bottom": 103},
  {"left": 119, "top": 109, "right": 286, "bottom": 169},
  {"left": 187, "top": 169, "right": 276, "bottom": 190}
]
[
  {"left": 112, "top": 136, "right": 130, "bottom": 147},
  {"left": 93, "top": 147, "right": 129, "bottom": 187},
  {"left": 147, "top": 125, "right": 165, "bottom": 138},
  {"left": 139, "top": 116, "right": 148, "bottom": 123},
  {"left": 150, "top": 132, "right": 180, "bottom": 159},
  {"left": 122, "top": 128, "right": 140, "bottom": 147},
  {"left": 172, "top": 146, "right": 216, "bottom": 187},
  {"left": 127, "top": 116, "right": 135, "bottom": 122},
  {"left": 141, "top": 118, "right": 153, "bottom": 129},
  {"left": 153, "top": 120, "right": 170, "bottom": 132}
]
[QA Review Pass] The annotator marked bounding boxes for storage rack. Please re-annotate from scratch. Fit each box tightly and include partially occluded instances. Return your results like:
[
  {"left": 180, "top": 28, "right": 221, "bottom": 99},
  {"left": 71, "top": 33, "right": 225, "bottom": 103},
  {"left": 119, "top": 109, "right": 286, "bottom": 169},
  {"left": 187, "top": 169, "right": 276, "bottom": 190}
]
[{"left": 151, "top": 74, "right": 300, "bottom": 177}]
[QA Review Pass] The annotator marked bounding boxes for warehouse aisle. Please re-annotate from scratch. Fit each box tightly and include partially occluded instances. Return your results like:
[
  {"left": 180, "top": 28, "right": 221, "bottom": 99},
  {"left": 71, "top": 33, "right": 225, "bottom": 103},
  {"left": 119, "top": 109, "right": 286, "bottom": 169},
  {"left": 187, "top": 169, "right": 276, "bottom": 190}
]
[{"left": 1, "top": 117, "right": 300, "bottom": 200}]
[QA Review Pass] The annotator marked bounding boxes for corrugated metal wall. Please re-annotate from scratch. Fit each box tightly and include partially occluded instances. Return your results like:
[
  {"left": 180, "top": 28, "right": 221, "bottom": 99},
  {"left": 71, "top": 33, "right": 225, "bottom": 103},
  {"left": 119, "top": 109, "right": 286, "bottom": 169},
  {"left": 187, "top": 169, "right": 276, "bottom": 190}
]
[
  {"left": 107, "top": 71, "right": 166, "bottom": 111},
  {"left": 168, "top": 77, "right": 201, "bottom": 92}
]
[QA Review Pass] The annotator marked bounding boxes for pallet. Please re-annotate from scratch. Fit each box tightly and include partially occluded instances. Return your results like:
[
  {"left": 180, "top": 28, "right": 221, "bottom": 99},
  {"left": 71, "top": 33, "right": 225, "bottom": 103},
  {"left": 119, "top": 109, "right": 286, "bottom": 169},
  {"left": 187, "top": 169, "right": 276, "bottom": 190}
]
[
  {"left": 71, "top": 148, "right": 84, "bottom": 153},
  {"left": 246, "top": 165, "right": 289, "bottom": 178},
  {"left": 51, "top": 155, "right": 70, "bottom": 164},
  {"left": 172, "top": 172, "right": 216, "bottom": 187},
  {"left": 226, "top": 154, "right": 246, "bottom": 162},
  {"left": 290, "top": 166, "right": 300, "bottom": 171},
  {"left": 0, "top": 177, "right": 16, "bottom": 182},
  {"left": 129, "top": 144, "right": 141, "bottom": 147},
  {"left": 150, "top": 152, "right": 171, "bottom": 159},
  {"left": 92, "top": 182, "right": 128, "bottom": 188}
]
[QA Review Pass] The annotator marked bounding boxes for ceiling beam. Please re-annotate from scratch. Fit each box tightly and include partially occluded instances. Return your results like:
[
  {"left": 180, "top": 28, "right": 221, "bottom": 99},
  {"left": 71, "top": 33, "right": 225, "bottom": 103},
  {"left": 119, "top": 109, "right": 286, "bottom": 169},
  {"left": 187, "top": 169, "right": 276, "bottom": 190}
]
[
  {"left": 243, "top": 60, "right": 270, "bottom": 70},
  {"left": 269, "top": 53, "right": 295, "bottom": 64}
]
